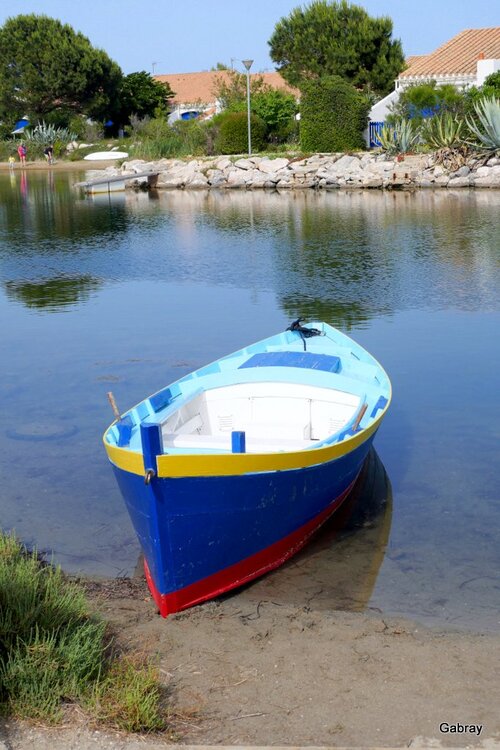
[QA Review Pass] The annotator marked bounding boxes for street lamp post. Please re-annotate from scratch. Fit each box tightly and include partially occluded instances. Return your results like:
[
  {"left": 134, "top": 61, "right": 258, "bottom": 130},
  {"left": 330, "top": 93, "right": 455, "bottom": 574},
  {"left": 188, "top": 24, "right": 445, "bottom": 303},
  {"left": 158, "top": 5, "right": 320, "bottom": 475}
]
[{"left": 242, "top": 59, "right": 253, "bottom": 156}]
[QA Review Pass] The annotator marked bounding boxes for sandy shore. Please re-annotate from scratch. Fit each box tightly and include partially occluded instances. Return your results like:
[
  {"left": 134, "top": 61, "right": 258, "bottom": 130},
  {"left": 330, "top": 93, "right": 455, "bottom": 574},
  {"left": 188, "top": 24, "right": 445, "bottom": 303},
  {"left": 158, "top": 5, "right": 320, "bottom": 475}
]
[
  {"left": 0, "top": 159, "right": 119, "bottom": 171},
  {"left": 2, "top": 572, "right": 499, "bottom": 749}
]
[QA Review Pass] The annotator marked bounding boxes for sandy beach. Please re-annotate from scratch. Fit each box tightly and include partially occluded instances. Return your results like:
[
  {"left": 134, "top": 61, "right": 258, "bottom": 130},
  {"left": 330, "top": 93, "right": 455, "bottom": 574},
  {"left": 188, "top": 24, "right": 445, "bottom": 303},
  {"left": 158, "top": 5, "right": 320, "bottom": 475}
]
[
  {"left": 0, "top": 159, "right": 120, "bottom": 171},
  {"left": 2, "top": 569, "right": 499, "bottom": 750}
]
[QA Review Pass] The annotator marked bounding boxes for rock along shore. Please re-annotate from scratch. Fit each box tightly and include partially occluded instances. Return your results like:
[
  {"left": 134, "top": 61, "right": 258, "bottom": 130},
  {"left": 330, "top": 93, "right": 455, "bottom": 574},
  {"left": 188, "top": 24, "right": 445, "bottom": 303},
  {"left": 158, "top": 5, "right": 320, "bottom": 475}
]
[{"left": 89, "top": 152, "right": 500, "bottom": 190}]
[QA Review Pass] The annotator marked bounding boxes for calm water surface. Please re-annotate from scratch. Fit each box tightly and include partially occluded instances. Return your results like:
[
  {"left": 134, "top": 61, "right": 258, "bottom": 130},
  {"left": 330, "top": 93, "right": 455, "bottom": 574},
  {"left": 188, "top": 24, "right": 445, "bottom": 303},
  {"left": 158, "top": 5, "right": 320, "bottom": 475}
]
[{"left": 0, "top": 170, "right": 499, "bottom": 632}]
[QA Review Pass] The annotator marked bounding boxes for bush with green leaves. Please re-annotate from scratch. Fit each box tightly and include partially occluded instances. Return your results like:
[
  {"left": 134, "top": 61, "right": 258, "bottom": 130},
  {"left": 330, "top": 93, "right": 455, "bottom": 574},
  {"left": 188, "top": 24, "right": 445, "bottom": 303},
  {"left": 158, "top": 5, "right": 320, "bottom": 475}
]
[
  {"left": 223, "top": 87, "right": 298, "bottom": 146},
  {"left": 20, "top": 121, "right": 77, "bottom": 159},
  {"left": 214, "top": 111, "right": 267, "bottom": 154},
  {"left": 300, "top": 75, "right": 369, "bottom": 152},
  {"left": 252, "top": 89, "right": 298, "bottom": 144},
  {"left": 0, "top": 140, "right": 19, "bottom": 160},
  {"left": 389, "top": 81, "right": 470, "bottom": 125},
  {"left": 481, "top": 71, "right": 500, "bottom": 99},
  {"left": 67, "top": 115, "right": 103, "bottom": 142},
  {"left": 129, "top": 117, "right": 212, "bottom": 159},
  {"left": 24, "top": 121, "right": 77, "bottom": 154}
]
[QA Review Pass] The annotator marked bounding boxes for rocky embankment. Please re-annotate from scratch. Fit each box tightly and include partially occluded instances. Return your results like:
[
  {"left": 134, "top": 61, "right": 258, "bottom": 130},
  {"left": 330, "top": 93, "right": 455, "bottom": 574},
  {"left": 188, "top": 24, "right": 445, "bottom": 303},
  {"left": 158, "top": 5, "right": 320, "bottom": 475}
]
[{"left": 91, "top": 152, "right": 500, "bottom": 190}]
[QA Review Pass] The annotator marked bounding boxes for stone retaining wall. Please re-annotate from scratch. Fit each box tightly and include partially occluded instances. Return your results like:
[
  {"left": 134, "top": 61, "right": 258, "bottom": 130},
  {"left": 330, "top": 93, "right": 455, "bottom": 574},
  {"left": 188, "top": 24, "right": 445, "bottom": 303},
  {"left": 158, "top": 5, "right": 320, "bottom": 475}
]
[{"left": 92, "top": 152, "right": 500, "bottom": 190}]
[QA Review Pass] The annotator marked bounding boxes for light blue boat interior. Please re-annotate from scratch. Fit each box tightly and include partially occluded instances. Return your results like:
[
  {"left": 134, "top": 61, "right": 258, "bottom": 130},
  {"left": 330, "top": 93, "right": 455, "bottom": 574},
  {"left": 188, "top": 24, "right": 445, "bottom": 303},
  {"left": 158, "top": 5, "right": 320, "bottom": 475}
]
[{"left": 105, "top": 321, "right": 390, "bottom": 456}]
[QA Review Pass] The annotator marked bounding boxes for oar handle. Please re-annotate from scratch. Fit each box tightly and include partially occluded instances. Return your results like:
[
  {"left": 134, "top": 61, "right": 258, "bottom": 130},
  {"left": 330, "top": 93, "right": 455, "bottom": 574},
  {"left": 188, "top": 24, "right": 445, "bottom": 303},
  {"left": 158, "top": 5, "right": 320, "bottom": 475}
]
[
  {"left": 353, "top": 402, "right": 368, "bottom": 431},
  {"left": 107, "top": 391, "right": 121, "bottom": 421}
]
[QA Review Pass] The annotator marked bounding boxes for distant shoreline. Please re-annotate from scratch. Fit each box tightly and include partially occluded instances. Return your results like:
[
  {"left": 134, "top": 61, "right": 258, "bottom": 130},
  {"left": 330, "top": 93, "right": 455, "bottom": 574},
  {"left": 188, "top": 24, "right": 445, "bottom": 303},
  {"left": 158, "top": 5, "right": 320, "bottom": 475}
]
[{"left": 0, "top": 159, "right": 119, "bottom": 171}]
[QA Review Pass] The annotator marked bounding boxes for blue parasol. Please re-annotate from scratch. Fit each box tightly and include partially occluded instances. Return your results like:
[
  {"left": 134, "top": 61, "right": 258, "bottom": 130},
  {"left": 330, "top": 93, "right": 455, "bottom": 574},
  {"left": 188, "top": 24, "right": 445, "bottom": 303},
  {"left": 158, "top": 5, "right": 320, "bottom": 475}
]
[{"left": 12, "top": 116, "right": 30, "bottom": 134}]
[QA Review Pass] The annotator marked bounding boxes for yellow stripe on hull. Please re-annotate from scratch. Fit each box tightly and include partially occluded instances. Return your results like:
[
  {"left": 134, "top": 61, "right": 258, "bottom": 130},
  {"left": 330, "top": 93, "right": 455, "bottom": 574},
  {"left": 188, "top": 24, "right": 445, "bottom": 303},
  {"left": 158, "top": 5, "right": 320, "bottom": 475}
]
[{"left": 103, "top": 411, "right": 386, "bottom": 479}]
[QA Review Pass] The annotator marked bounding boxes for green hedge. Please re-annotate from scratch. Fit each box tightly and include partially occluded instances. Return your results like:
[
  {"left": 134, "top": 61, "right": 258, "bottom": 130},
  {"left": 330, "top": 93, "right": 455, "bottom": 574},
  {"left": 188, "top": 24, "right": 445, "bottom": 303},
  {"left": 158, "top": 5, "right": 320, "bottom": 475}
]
[
  {"left": 300, "top": 75, "right": 369, "bottom": 152},
  {"left": 214, "top": 111, "right": 267, "bottom": 154}
]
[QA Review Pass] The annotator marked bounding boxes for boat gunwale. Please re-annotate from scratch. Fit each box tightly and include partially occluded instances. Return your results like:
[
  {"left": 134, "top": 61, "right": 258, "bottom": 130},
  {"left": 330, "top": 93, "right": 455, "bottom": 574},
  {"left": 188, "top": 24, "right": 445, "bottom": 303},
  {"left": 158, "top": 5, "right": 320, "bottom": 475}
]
[{"left": 103, "top": 402, "right": 388, "bottom": 478}]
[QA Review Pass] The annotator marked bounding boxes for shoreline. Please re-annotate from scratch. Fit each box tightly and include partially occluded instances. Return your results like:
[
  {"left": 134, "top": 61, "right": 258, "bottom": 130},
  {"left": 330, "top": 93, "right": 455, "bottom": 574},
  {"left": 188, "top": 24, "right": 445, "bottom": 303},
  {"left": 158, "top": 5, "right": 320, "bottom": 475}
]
[
  {"left": 3, "top": 574, "right": 500, "bottom": 748},
  {"left": 0, "top": 159, "right": 123, "bottom": 171},
  {"left": 2, "top": 152, "right": 500, "bottom": 188}
]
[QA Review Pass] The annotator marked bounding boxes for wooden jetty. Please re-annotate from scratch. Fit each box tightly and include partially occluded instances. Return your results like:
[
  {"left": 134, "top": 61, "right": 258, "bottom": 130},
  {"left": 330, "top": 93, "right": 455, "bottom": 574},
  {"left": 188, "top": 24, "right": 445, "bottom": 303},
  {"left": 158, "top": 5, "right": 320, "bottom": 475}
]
[{"left": 74, "top": 170, "right": 159, "bottom": 195}]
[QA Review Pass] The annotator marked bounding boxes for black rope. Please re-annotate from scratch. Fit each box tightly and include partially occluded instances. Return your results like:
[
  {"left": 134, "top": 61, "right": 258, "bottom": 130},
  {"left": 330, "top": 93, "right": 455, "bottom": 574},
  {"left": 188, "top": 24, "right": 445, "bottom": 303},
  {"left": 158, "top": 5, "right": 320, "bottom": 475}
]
[{"left": 286, "top": 318, "right": 322, "bottom": 351}]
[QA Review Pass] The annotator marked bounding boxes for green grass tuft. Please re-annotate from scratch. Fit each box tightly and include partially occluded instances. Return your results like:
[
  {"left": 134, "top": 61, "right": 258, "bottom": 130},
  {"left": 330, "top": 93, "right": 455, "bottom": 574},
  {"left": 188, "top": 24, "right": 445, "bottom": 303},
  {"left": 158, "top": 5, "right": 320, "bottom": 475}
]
[
  {"left": 0, "top": 532, "right": 167, "bottom": 732},
  {"left": 87, "top": 654, "right": 167, "bottom": 732}
]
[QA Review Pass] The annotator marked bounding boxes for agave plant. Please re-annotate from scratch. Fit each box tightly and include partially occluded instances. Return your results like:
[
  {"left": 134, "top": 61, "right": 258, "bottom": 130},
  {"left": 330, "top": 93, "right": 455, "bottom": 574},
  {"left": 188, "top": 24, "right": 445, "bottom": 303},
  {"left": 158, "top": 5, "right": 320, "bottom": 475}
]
[
  {"left": 420, "top": 112, "right": 464, "bottom": 149},
  {"left": 377, "top": 118, "right": 420, "bottom": 156},
  {"left": 466, "top": 97, "right": 500, "bottom": 152},
  {"left": 24, "top": 121, "right": 77, "bottom": 146}
]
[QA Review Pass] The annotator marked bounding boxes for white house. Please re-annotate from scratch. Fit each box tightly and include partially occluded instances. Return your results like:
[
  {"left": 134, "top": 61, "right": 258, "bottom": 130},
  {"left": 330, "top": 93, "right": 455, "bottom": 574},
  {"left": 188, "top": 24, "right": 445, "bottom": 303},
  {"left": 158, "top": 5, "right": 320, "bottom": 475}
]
[{"left": 369, "top": 27, "right": 500, "bottom": 142}]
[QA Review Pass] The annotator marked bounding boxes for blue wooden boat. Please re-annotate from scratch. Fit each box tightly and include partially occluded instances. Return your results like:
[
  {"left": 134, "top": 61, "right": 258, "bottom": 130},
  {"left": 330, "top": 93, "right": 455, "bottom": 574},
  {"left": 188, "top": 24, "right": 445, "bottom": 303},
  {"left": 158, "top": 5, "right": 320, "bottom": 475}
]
[{"left": 103, "top": 321, "right": 391, "bottom": 617}]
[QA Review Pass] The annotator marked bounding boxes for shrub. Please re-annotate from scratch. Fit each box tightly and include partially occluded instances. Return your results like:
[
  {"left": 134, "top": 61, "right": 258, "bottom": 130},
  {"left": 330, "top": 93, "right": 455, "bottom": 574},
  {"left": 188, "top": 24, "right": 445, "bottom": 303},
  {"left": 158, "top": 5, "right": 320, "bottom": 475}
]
[
  {"left": 129, "top": 117, "right": 212, "bottom": 159},
  {"left": 68, "top": 115, "right": 103, "bottom": 142},
  {"left": 481, "top": 71, "right": 500, "bottom": 98},
  {"left": 214, "top": 111, "right": 267, "bottom": 154},
  {"left": 389, "top": 81, "right": 467, "bottom": 124},
  {"left": 299, "top": 75, "right": 369, "bottom": 152},
  {"left": 251, "top": 89, "right": 298, "bottom": 145},
  {"left": 0, "top": 140, "right": 19, "bottom": 160}
]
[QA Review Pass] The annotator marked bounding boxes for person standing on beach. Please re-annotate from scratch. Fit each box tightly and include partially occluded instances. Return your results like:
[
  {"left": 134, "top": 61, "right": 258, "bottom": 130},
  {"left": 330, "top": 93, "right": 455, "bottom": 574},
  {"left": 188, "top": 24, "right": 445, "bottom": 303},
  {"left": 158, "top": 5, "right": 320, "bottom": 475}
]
[
  {"left": 17, "top": 143, "right": 27, "bottom": 166},
  {"left": 43, "top": 144, "right": 54, "bottom": 165}
]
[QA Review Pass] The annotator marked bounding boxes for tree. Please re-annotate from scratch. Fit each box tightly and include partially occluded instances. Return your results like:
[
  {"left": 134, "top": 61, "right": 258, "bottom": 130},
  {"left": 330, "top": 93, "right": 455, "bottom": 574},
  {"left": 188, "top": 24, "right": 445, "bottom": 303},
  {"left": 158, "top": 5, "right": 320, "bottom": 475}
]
[
  {"left": 212, "top": 69, "right": 269, "bottom": 110},
  {"left": 118, "top": 72, "right": 174, "bottom": 124},
  {"left": 482, "top": 71, "right": 500, "bottom": 98},
  {"left": 268, "top": 0, "right": 405, "bottom": 96},
  {"left": 252, "top": 89, "right": 298, "bottom": 143},
  {"left": 389, "top": 82, "right": 474, "bottom": 125},
  {"left": 0, "top": 14, "right": 122, "bottom": 124}
]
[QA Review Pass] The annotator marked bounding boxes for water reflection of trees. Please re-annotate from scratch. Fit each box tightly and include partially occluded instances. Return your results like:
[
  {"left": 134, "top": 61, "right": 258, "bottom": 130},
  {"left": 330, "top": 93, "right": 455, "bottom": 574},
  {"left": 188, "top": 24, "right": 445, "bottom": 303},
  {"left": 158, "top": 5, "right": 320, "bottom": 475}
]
[
  {"left": 154, "top": 189, "right": 499, "bottom": 326},
  {"left": 2, "top": 176, "right": 498, "bottom": 319},
  {"left": 0, "top": 171, "right": 130, "bottom": 249},
  {"left": 4, "top": 275, "right": 102, "bottom": 310},
  {"left": 0, "top": 172, "right": 130, "bottom": 311}
]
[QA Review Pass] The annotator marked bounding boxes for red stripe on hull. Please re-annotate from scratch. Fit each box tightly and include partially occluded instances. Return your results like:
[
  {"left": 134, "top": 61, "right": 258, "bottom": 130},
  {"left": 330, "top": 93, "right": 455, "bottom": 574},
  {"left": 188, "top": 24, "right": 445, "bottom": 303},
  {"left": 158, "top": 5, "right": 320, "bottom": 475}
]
[{"left": 144, "top": 478, "right": 357, "bottom": 617}]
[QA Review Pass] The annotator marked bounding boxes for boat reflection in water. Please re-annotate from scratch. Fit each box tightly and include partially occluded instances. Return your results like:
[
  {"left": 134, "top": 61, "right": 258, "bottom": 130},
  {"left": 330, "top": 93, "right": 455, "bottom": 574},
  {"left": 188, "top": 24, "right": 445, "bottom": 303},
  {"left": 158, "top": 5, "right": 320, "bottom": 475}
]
[{"left": 236, "top": 448, "right": 392, "bottom": 612}]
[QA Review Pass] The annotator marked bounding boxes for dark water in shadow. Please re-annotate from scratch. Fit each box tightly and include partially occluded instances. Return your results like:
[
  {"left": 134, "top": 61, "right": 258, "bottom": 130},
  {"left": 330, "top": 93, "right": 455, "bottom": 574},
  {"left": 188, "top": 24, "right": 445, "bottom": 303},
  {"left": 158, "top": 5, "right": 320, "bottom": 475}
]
[
  {"left": 0, "top": 172, "right": 499, "bottom": 632},
  {"left": 235, "top": 448, "right": 393, "bottom": 613}
]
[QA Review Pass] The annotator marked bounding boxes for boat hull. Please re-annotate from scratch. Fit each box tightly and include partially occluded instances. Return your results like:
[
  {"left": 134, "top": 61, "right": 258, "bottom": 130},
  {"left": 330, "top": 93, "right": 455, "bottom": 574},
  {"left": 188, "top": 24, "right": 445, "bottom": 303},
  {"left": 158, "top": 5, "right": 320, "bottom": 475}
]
[{"left": 113, "top": 431, "right": 376, "bottom": 616}]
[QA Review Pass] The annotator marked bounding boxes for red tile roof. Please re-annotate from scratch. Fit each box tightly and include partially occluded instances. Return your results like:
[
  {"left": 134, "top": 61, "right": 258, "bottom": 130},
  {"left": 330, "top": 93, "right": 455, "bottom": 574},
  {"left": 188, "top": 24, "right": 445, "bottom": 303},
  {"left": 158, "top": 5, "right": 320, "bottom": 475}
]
[
  {"left": 154, "top": 70, "right": 298, "bottom": 105},
  {"left": 399, "top": 27, "right": 500, "bottom": 78}
]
